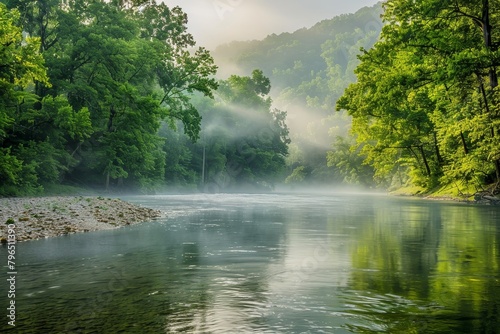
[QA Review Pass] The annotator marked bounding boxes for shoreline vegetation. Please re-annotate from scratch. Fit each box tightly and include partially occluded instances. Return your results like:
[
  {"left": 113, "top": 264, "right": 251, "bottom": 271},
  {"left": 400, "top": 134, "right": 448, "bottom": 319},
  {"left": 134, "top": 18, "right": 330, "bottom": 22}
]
[
  {"left": 390, "top": 183, "right": 500, "bottom": 205},
  {"left": 0, "top": 196, "right": 162, "bottom": 243}
]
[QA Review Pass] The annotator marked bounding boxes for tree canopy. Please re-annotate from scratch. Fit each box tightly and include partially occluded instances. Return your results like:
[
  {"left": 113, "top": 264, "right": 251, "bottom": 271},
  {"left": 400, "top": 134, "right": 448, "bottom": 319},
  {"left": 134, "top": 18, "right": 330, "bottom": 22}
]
[
  {"left": 0, "top": 3, "right": 50, "bottom": 194},
  {"left": 6, "top": 0, "right": 496, "bottom": 195},
  {"left": 1, "top": 0, "right": 219, "bottom": 195},
  {"left": 338, "top": 0, "right": 500, "bottom": 194}
]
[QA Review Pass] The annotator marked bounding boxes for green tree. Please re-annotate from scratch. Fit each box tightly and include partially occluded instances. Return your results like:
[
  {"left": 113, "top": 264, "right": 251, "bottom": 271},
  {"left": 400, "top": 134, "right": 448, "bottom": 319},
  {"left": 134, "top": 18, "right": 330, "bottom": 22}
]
[
  {"left": 337, "top": 42, "right": 440, "bottom": 189},
  {"left": 338, "top": 0, "right": 500, "bottom": 193},
  {"left": 327, "top": 136, "right": 374, "bottom": 186},
  {"left": 214, "top": 70, "right": 289, "bottom": 189},
  {"left": 162, "top": 71, "right": 290, "bottom": 191},
  {"left": 5, "top": 0, "right": 218, "bottom": 192},
  {"left": 0, "top": 3, "right": 50, "bottom": 195}
]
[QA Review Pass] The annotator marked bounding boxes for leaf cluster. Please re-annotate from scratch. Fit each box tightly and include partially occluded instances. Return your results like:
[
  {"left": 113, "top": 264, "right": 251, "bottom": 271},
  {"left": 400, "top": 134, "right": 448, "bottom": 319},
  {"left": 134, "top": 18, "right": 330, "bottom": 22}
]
[{"left": 338, "top": 0, "right": 500, "bottom": 192}]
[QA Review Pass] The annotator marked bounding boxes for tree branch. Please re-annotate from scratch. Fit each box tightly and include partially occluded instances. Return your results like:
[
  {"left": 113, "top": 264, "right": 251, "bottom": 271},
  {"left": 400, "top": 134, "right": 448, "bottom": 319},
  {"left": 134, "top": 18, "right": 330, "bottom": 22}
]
[{"left": 451, "top": 1, "right": 484, "bottom": 28}]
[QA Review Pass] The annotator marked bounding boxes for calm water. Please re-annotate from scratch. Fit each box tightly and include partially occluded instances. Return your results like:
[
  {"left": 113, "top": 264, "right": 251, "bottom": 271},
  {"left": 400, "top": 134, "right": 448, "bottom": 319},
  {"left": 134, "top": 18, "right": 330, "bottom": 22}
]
[{"left": 1, "top": 193, "right": 500, "bottom": 333}]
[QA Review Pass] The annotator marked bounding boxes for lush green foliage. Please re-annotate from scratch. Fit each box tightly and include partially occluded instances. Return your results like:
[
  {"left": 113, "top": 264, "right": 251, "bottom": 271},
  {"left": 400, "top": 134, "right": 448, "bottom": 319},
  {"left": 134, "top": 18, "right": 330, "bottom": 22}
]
[
  {"left": 0, "top": 0, "right": 293, "bottom": 194},
  {"left": 2, "top": 0, "right": 390, "bottom": 194},
  {"left": 338, "top": 0, "right": 500, "bottom": 193},
  {"left": 0, "top": 3, "right": 50, "bottom": 195},
  {"left": 1, "top": 0, "right": 219, "bottom": 194},
  {"left": 8, "top": 0, "right": 493, "bottom": 194}
]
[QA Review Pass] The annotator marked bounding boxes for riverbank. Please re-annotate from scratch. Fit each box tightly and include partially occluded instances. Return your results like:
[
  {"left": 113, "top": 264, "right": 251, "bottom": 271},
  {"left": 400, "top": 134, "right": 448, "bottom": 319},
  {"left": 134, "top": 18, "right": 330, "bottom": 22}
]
[
  {"left": 391, "top": 183, "right": 500, "bottom": 205},
  {"left": 0, "top": 196, "right": 162, "bottom": 242}
]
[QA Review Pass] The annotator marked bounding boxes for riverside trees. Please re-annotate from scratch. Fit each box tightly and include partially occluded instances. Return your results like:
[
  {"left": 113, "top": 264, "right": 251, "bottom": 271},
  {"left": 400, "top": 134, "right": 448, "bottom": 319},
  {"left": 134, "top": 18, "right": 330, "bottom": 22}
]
[
  {"left": 0, "top": 0, "right": 218, "bottom": 194},
  {"left": 0, "top": 3, "right": 50, "bottom": 194},
  {"left": 161, "top": 70, "right": 291, "bottom": 191},
  {"left": 0, "top": 0, "right": 290, "bottom": 195},
  {"left": 338, "top": 0, "right": 500, "bottom": 193}
]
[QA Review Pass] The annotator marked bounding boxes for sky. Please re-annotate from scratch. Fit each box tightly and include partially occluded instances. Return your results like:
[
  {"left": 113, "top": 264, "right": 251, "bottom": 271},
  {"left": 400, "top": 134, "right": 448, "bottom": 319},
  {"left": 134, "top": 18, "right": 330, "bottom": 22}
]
[{"left": 159, "top": 0, "right": 381, "bottom": 49}]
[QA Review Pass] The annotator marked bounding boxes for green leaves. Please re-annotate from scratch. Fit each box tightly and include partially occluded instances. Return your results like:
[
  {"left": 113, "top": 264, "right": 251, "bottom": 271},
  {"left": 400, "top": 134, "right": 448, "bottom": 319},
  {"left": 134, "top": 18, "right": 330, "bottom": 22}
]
[
  {"left": 0, "top": 0, "right": 220, "bottom": 194},
  {"left": 42, "top": 96, "right": 93, "bottom": 141},
  {"left": 0, "top": 3, "right": 50, "bottom": 195},
  {"left": 0, "top": 3, "right": 48, "bottom": 134},
  {"left": 0, "top": 5, "right": 48, "bottom": 88},
  {"left": 154, "top": 69, "right": 292, "bottom": 190},
  {"left": 338, "top": 0, "right": 500, "bottom": 192}
]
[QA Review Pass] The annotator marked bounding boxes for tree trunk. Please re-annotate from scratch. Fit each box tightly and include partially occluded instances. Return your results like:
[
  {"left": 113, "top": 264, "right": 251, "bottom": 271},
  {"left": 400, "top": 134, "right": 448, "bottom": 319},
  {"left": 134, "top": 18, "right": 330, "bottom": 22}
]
[
  {"left": 408, "top": 146, "right": 420, "bottom": 164},
  {"left": 495, "top": 159, "right": 500, "bottom": 182},
  {"left": 201, "top": 144, "right": 206, "bottom": 187},
  {"left": 482, "top": 0, "right": 498, "bottom": 88},
  {"left": 107, "top": 106, "right": 116, "bottom": 132},
  {"left": 460, "top": 132, "right": 469, "bottom": 155},
  {"left": 105, "top": 170, "right": 110, "bottom": 192},
  {"left": 481, "top": 0, "right": 500, "bottom": 182},
  {"left": 433, "top": 132, "right": 443, "bottom": 164},
  {"left": 418, "top": 145, "right": 431, "bottom": 177},
  {"left": 477, "top": 73, "right": 491, "bottom": 114}
]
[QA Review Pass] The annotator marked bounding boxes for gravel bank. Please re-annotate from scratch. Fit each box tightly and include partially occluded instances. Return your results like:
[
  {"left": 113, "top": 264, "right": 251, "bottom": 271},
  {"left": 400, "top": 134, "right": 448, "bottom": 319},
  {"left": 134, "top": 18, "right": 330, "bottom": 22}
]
[{"left": 0, "top": 196, "right": 162, "bottom": 242}]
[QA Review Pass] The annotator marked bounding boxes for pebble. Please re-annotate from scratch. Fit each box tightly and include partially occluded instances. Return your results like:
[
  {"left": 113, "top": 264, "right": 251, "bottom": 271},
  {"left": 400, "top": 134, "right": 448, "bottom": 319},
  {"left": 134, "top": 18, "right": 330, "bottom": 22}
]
[{"left": 0, "top": 196, "right": 162, "bottom": 242}]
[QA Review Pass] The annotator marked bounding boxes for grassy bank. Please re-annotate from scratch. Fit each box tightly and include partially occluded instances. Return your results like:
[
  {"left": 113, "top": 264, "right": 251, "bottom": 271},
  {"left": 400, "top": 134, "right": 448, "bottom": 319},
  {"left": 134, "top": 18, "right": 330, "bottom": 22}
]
[{"left": 391, "top": 182, "right": 500, "bottom": 204}]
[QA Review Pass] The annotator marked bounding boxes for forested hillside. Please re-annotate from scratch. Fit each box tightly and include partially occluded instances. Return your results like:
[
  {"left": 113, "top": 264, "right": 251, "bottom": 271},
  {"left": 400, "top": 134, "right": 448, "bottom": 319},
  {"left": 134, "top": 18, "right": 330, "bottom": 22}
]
[
  {"left": 213, "top": 3, "right": 383, "bottom": 186},
  {"left": 1, "top": 0, "right": 215, "bottom": 195},
  {"left": 214, "top": 0, "right": 500, "bottom": 196}
]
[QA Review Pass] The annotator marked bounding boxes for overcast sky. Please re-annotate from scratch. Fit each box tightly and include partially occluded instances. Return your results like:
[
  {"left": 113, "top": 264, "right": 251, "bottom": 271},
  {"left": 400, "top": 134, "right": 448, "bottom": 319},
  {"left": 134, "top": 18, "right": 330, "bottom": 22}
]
[{"left": 159, "top": 0, "right": 381, "bottom": 49}]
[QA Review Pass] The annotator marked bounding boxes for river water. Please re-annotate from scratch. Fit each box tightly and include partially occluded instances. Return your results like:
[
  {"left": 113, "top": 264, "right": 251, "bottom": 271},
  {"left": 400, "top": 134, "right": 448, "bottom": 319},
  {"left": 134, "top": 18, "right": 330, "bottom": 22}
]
[{"left": 1, "top": 192, "right": 500, "bottom": 333}]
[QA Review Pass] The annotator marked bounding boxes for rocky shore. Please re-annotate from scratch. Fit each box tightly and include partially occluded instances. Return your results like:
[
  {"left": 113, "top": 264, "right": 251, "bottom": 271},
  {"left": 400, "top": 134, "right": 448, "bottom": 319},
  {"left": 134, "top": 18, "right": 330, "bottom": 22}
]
[{"left": 0, "top": 196, "right": 162, "bottom": 242}]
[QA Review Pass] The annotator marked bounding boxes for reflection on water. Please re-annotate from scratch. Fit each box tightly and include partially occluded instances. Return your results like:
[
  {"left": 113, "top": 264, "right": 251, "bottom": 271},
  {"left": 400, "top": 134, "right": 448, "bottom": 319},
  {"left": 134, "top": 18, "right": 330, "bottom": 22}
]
[{"left": 1, "top": 193, "right": 500, "bottom": 333}]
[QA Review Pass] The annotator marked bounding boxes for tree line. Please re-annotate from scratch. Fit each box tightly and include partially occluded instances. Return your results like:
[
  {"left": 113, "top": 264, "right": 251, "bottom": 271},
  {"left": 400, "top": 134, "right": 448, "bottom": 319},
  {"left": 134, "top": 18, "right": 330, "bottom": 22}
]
[
  {"left": 338, "top": 0, "right": 500, "bottom": 195},
  {"left": 0, "top": 0, "right": 289, "bottom": 195},
  {"left": 5, "top": 0, "right": 494, "bottom": 196}
]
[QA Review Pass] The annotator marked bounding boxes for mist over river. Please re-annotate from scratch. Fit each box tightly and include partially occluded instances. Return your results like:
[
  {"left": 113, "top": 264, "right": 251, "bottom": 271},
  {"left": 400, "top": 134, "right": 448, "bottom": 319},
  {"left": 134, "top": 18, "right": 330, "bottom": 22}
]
[{"left": 1, "top": 192, "right": 500, "bottom": 333}]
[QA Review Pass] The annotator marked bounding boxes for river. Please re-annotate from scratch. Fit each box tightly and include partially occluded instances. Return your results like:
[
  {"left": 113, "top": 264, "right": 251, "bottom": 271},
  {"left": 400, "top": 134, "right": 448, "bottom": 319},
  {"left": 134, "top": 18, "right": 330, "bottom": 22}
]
[{"left": 1, "top": 192, "right": 500, "bottom": 333}]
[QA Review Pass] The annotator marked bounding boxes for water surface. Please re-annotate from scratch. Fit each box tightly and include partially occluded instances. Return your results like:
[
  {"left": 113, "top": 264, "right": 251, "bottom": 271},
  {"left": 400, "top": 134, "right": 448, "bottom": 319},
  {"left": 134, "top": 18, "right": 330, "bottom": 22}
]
[{"left": 1, "top": 193, "right": 500, "bottom": 333}]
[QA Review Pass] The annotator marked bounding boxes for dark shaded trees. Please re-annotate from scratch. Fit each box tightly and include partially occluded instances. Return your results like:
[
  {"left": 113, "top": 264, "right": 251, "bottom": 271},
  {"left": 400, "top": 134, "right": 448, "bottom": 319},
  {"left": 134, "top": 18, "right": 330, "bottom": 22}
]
[{"left": 1, "top": 0, "right": 218, "bottom": 194}]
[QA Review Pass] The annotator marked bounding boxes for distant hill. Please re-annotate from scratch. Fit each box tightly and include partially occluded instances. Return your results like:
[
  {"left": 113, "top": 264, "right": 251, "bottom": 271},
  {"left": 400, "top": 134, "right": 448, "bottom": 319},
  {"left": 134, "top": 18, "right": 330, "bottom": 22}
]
[
  {"left": 211, "top": 3, "right": 384, "bottom": 185},
  {"left": 213, "top": 3, "right": 383, "bottom": 94}
]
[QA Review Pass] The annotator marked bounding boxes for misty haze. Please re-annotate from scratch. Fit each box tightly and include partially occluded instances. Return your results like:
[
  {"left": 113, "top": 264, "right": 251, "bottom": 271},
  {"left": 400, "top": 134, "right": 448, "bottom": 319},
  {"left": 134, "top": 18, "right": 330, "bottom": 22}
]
[{"left": 1, "top": 1, "right": 500, "bottom": 333}]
